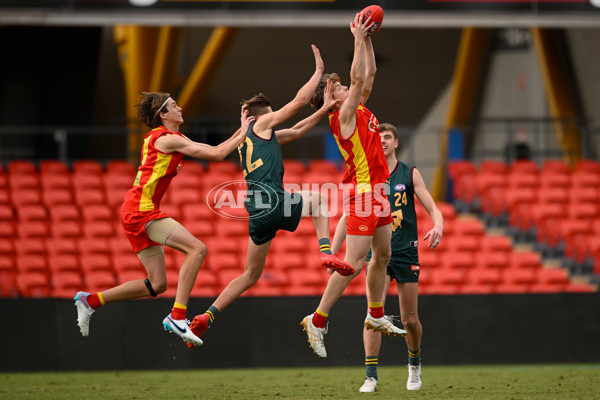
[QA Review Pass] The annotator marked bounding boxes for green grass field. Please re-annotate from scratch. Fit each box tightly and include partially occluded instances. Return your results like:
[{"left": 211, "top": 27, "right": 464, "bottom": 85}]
[{"left": 1, "top": 364, "right": 599, "bottom": 400}]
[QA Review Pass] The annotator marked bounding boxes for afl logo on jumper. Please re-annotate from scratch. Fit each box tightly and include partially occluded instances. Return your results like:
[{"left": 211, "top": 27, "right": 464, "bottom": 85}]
[
  {"left": 395, "top": 184, "right": 406, "bottom": 191},
  {"left": 359, "top": 225, "right": 369, "bottom": 232}
]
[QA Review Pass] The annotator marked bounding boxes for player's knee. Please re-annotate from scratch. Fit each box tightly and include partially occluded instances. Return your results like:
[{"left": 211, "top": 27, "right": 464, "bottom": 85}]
[
  {"left": 372, "top": 249, "right": 391, "bottom": 265},
  {"left": 146, "top": 277, "right": 167, "bottom": 296},
  {"left": 187, "top": 240, "right": 207, "bottom": 260},
  {"left": 401, "top": 315, "right": 420, "bottom": 332}
]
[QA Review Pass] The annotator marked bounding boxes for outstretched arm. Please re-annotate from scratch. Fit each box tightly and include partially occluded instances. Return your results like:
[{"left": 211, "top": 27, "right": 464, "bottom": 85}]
[
  {"left": 275, "top": 79, "right": 341, "bottom": 145},
  {"left": 413, "top": 168, "right": 443, "bottom": 248},
  {"left": 154, "top": 109, "right": 253, "bottom": 161},
  {"left": 338, "top": 12, "right": 374, "bottom": 139},
  {"left": 254, "top": 45, "right": 325, "bottom": 132},
  {"left": 360, "top": 36, "right": 376, "bottom": 105}
]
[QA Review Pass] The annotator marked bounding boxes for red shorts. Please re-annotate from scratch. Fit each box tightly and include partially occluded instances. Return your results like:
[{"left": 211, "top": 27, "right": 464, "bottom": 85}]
[
  {"left": 121, "top": 209, "right": 169, "bottom": 253},
  {"left": 344, "top": 191, "right": 392, "bottom": 236}
]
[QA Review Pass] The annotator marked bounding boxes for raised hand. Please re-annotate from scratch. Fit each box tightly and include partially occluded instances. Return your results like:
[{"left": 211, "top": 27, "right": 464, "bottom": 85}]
[
  {"left": 311, "top": 44, "right": 325, "bottom": 73},
  {"left": 350, "top": 12, "right": 374, "bottom": 40}
]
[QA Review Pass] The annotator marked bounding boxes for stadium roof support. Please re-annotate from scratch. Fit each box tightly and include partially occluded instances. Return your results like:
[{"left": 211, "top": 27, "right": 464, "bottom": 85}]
[{"left": 531, "top": 28, "right": 582, "bottom": 165}]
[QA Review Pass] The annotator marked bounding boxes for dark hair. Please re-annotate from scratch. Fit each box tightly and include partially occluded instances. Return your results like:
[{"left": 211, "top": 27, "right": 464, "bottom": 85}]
[
  {"left": 135, "top": 92, "right": 171, "bottom": 128},
  {"left": 309, "top": 73, "right": 341, "bottom": 110},
  {"left": 379, "top": 123, "right": 403, "bottom": 153},
  {"left": 379, "top": 123, "right": 398, "bottom": 140},
  {"left": 241, "top": 93, "right": 271, "bottom": 117}
]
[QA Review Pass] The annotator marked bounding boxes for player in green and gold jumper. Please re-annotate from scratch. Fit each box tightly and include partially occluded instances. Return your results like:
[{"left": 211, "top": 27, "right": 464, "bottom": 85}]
[
  {"left": 332, "top": 123, "right": 443, "bottom": 393},
  {"left": 189, "top": 45, "right": 354, "bottom": 343}
]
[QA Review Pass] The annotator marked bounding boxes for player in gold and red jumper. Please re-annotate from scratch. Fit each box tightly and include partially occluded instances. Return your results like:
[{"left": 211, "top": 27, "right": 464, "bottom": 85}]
[
  {"left": 301, "top": 11, "right": 407, "bottom": 358},
  {"left": 74, "top": 92, "right": 252, "bottom": 348}
]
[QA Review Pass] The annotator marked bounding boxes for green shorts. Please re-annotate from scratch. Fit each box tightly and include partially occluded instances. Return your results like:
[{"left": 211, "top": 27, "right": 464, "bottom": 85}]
[
  {"left": 387, "top": 256, "right": 420, "bottom": 283},
  {"left": 247, "top": 191, "right": 303, "bottom": 245}
]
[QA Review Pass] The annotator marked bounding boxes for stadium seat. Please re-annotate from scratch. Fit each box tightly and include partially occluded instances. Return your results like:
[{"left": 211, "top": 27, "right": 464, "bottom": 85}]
[
  {"left": 432, "top": 268, "right": 464, "bottom": 285},
  {"left": 48, "top": 254, "right": 81, "bottom": 276},
  {"left": 162, "top": 188, "right": 202, "bottom": 209},
  {"left": 479, "top": 235, "right": 513, "bottom": 255},
  {"left": 46, "top": 238, "right": 78, "bottom": 257},
  {"left": 40, "top": 174, "right": 72, "bottom": 192},
  {"left": 16, "top": 271, "right": 51, "bottom": 297},
  {"left": 14, "top": 238, "right": 47, "bottom": 256},
  {"left": 285, "top": 269, "right": 328, "bottom": 296},
  {"left": 510, "top": 251, "right": 542, "bottom": 270},
  {"left": 16, "top": 254, "right": 48, "bottom": 275},
  {"left": 476, "top": 251, "right": 510, "bottom": 271},
  {"left": 573, "top": 159, "right": 600, "bottom": 174},
  {"left": 479, "top": 160, "right": 509, "bottom": 175},
  {"left": 452, "top": 218, "right": 485, "bottom": 238},
  {"left": 563, "top": 283, "right": 597, "bottom": 293},
  {"left": 459, "top": 282, "right": 495, "bottom": 294},
  {"left": 0, "top": 223, "right": 16, "bottom": 239},
  {"left": 0, "top": 267, "right": 17, "bottom": 298},
  {"left": 502, "top": 267, "right": 536, "bottom": 285},
  {"left": 48, "top": 204, "right": 80, "bottom": 223},
  {"left": 80, "top": 254, "right": 113, "bottom": 275},
  {"left": 108, "top": 238, "right": 134, "bottom": 256},
  {"left": 9, "top": 174, "right": 40, "bottom": 191},
  {"left": 15, "top": 204, "right": 48, "bottom": 222},
  {"left": 72, "top": 160, "right": 104, "bottom": 175},
  {"left": 494, "top": 282, "right": 529, "bottom": 294},
  {"left": 571, "top": 172, "right": 600, "bottom": 189},
  {"left": 8, "top": 160, "right": 37, "bottom": 175},
  {"left": 191, "top": 269, "right": 218, "bottom": 297},
  {"left": 542, "top": 159, "right": 570, "bottom": 174},
  {"left": 0, "top": 239, "right": 15, "bottom": 258},
  {"left": 163, "top": 269, "right": 180, "bottom": 298},
  {"left": 307, "top": 159, "right": 340, "bottom": 175},
  {"left": 169, "top": 173, "right": 203, "bottom": 193},
  {"left": 567, "top": 203, "right": 599, "bottom": 221},
  {"left": 185, "top": 220, "right": 216, "bottom": 238},
  {"left": 106, "top": 160, "right": 137, "bottom": 176},
  {"left": 215, "top": 220, "right": 248, "bottom": 238},
  {"left": 537, "top": 188, "right": 568, "bottom": 206},
  {"left": 510, "top": 159, "right": 539, "bottom": 175},
  {"left": 569, "top": 187, "right": 599, "bottom": 206},
  {"left": 103, "top": 173, "right": 134, "bottom": 192},
  {"left": 206, "top": 159, "right": 239, "bottom": 175},
  {"left": 116, "top": 269, "right": 147, "bottom": 285},
  {"left": 426, "top": 282, "right": 460, "bottom": 295},
  {"left": 447, "top": 236, "right": 479, "bottom": 253},
  {"left": 112, "top": 253, "right": 141, "bottom": 275},
  {"left": 447, "top": 160, "right": 477, "bottom": 181},
  {"left": 81, "top": 204, "right": 114, "bottom": 222},
  {"left": 42, "top": 189, "right": 73, "bottom": 208},
  {"left": 50, "top": 220, "right": 82, "bottom": 238},
  {"left": 105, "top": 187, "right": 129, "bottom": 208},
  {"left": 39, "top": 160, "right": 70, "bottom": 175},
  {"left": 467, "top": 268, "right": 502, "bottom": 286},
  {"left": 72, "top": 173, "right": 104, "bottom": 192},
  {"left": 507, "top": 172, "right": 539, "bottom": 190},
  {"left": 77, "top": 238, "right": 111, "bottom": 257},
  {"left": 216, "top": 269, "right": 246, "bottom": 293},
  {"left": 51, "top": 271, "right": 83, "bottom": 298},
  {"left": 83, "top": 270, "right": 117, "bottom": 293},
  {"left": 283, "top": 159, "right": 307, "bottom": 175},
  {"left": 10, "top": 188, "right": 42, "bottom": 207},
  {"left": 74, "top": 188, "right": 105, "bottom": 207},
  {"left": 82, "top": 221, "right": 114, "bottom": 238},
  {"left": 17, "top": 221, "right": 49, "bottom": 239},
  {"left": 180, "top": 203, "right": 215, "bottom": 223},
  {"left": 538, "top": 172, "right": 571, "bottom": 189}
]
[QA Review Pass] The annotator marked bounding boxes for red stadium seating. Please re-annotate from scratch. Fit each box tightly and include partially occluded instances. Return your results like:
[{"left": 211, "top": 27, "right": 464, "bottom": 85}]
[
  {"left": 72, "top": 160, "right": 104, "bottom": 175},
  {"left": 84, "top": 270, "right": 117, "bottom": 293},
  {"left": 17, "top": 272, "right": 51, "bottom": 297},
  {"left": 8, "top": 160, "right": 37, "bottom": 175},
  {"left": 51, "top": 271, "right": 84, "bottom": 298},
  {"left": 39, "top": 160, "right": 70, "bottom": 175}
]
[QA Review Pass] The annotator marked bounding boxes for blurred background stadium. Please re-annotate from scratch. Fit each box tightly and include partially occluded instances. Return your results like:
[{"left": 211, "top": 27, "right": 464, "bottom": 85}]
[{"left": 0, "top": 0, "right": 599, "bottom": 371}]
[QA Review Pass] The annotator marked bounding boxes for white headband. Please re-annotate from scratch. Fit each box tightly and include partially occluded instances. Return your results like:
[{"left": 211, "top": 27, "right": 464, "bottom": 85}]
[{"left": 154, "top": 97, "right": 172, "bottom": 118}]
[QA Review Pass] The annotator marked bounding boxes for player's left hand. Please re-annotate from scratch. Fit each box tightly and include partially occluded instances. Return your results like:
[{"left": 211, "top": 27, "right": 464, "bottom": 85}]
[
  {"left": 423, "top": 226, "right": 443, "bottom": 249},
  {"left": 311, "top": 44, "right": 324, "bottom": 73},
  {"left": 322, "top": 79, "right": 342, "bottom": 112}
]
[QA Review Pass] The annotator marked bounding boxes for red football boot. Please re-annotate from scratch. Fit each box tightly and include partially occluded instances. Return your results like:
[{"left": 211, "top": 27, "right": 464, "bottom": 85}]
[
  {"left": 319, "top": 253, "right": 355, "bottom": 277},
  {"left": 186, "top": 314, "right": 210, "bottom": 349}
]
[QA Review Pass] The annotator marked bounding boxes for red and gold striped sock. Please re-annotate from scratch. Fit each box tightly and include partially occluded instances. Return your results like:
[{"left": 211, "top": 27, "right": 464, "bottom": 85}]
[
  {"left": 87, "top": 292, "right": 105, "bottom": 310},
  {"left": 312, "top": 308, "right": 328, "bottom": 329},
  {"left": 369, "top": 302, "right": 384, "bottom": 319},
  {"left": 171, "top": 302, "right": 187, "bottom": 320}
]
